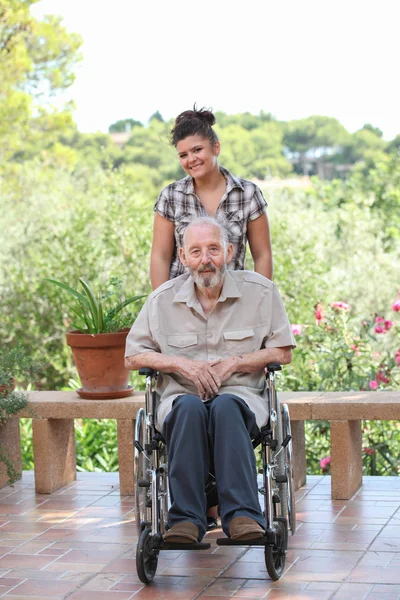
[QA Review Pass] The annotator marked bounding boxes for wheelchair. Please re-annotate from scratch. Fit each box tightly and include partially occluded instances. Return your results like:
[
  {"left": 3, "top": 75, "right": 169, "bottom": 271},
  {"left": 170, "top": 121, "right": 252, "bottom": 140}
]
[{"left": 134, "top": 363, "right": 296, "bottom": 583}]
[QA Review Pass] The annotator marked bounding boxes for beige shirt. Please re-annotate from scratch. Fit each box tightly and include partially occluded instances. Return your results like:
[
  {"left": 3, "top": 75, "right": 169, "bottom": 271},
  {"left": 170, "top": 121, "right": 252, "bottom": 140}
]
[{"left": 125, "top": 270, "right": 296, "bottom": 431}]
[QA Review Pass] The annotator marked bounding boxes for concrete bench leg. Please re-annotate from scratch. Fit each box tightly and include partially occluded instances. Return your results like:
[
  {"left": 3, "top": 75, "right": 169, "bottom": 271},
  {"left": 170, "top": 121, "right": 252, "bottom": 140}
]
[
  {"left": 291, "top": 420, "right": 307, "bottom": 491},
  {"left": 0, "top": 419, "right": 22, "bottom": 488},
  {"left": 32, "top": 418, "right": 76, "bottom": 494},
  {"left": 117, "top": 419, "right": 135, "bottom": 496},
  {"left": 330, "top": 420, "right": 362, "bottom": 500}
]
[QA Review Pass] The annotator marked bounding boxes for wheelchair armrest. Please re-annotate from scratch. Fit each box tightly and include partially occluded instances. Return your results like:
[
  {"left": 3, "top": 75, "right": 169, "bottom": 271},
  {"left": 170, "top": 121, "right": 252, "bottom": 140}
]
[
  {"left": 266, "top": 363, "right": 282, "bottom": 372},
  {"left": 138, "top": 368, "right": 157, "bottom": 376}
]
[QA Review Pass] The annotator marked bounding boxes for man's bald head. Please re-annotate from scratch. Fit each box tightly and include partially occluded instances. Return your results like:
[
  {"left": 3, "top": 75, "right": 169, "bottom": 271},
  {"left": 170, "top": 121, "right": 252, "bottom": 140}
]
[{"left": 182, "top": 216, "right": 229, "bottom": 257}]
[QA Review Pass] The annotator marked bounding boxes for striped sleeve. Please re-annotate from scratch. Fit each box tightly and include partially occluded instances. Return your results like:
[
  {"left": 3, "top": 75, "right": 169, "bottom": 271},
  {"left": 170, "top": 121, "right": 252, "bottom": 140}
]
[{"left": 248, "top": 184, "right": 267, "bottom": 222}]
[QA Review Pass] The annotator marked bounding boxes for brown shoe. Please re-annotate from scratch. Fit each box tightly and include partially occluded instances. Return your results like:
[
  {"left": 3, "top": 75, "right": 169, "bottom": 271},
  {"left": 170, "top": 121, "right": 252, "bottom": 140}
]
[
  {"left": 163, "top": 521, "right": 199, "bottom": 544},
  {"left": 229, "top": 517, "right": 264, "bottom": 541}
]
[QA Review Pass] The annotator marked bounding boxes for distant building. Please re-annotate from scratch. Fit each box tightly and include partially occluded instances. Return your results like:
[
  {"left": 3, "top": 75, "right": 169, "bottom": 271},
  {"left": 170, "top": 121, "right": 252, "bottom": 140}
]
[{"left": 109, "top": 131, "right": 131, "bottom": 148}]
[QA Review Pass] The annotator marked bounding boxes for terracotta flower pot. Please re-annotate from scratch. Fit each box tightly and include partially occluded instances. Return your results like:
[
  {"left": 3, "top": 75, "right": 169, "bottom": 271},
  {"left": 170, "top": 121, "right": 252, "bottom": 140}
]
[{"left": 66, "top": 329, "right": 133, "bottom": 399}]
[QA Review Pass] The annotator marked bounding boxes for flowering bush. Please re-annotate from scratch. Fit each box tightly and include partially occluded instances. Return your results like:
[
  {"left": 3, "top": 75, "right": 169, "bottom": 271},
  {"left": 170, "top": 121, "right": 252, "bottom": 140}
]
[{"left": 282, "top": 291, "right": 400, "bottom": 476}]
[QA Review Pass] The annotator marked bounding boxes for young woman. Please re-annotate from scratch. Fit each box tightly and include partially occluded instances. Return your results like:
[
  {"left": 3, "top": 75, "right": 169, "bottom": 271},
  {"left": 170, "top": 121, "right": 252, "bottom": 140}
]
[
  {"left": 149, "top": 106, "right": 273, "bottom": 529},
  {"left": 150, "top": 107, "right": 273, "bottom": 289}
]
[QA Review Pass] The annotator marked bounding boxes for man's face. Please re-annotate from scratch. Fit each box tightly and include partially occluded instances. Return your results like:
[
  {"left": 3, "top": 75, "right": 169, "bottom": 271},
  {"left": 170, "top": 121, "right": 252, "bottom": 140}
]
[{"left": 180, "top": 224, "right": 233, "bottom": 290}]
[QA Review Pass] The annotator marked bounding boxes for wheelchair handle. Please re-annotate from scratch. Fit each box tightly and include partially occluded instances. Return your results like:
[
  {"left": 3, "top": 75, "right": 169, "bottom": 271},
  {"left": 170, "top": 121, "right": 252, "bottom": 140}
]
[
  {"left": 139, "top": 368, "right": 157, "bottom": 376},
  {"left": 266, "top": 363, "right": 282, "bottom": 372}
]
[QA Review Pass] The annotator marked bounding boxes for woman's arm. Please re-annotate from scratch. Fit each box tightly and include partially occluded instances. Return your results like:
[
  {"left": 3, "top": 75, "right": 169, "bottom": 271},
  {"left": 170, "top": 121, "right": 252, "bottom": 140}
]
[
  {"left": 247, "top": 213, "right": 273, "bottom": 280},
  {"left": 150, "top": 213, "right": 176, "bottom": 290}
]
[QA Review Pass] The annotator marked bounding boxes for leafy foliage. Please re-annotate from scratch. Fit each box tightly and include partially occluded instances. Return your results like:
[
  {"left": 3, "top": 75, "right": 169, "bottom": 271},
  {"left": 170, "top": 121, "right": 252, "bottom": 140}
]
[
  {"left": 1, "top": 0, "right": 399, "bottom": 478},
  {"left": 44, "top": 276, "right": 146, "bottom": 334},
  {"left": 0, "top": 345, "right": 41, "bottom": 485},
  {"left": 0, "top": 0, "right": 82, "bottom": 160}
]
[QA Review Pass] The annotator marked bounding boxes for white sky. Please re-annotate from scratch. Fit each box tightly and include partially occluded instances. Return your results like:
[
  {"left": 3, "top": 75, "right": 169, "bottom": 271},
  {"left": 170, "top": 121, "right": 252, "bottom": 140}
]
[{"left": 32, "top": 0, "right": 400, "bottom": 140}]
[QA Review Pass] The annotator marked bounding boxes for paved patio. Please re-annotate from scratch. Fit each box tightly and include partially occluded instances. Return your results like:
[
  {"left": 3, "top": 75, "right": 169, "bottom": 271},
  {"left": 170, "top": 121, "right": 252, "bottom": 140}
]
[{"left": 0, "top": 473, "right": 400, "bottom": 599}]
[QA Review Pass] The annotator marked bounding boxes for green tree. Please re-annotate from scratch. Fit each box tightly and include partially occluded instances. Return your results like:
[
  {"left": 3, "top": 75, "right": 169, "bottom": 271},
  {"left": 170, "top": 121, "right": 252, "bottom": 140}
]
[
  {"left": 387, "top": 134, "right": 400, "bottom": 155},
  {"left": 108, "top": 118, "right": 143, "bottom": 133},
  {"left": 149, "top": 110, "right": 164, "bottom": 123},
  {"left": 0, "top": 0, "right": 82, "bottom": 161},
  {"left": 338, "top": 128, "right": 386, "bottom": 166},
  {"left": 362, "top": 123, "right": 383, "bottom": 138},
  {"left": 283, "top": 116, "right": 350, "bottom": 175}
]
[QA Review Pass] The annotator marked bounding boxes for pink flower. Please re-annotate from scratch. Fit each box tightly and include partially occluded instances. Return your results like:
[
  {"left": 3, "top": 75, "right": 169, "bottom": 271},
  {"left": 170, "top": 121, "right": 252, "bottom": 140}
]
[
  {"left": 374, "top": 326, "right": 385, "bottom": 334},
  {"left": 315, "top": 303, "right": 324, "bottom": 325},
  {"left": 394, "top": 350, "right": 400, "bottom": 365},
  {"left": 291, "top": 324, "right": 303, "bottom": 336},
  {"left": 369, "top": 380, "right": 379, "bottom": 390},
  {"left": 374, "top": 317, "right": 395, "bottom": 334},
  {"left": 364, "top": 447, "right": 376, "bottom": 456},
  {"left": 376, "top": 370, "right": 390, "bottom": 384},
  {"left": 320, "top": 456, "right": 331, "bottom": 471},
  {"left": 392, "top": 293, "right": 400, "bottom": 312},
  {"left": 350, "top": 344, "right": 361, "bottom": 357},
  {"left": 331, "top": 301, "right": 350, "bottom": 311}
]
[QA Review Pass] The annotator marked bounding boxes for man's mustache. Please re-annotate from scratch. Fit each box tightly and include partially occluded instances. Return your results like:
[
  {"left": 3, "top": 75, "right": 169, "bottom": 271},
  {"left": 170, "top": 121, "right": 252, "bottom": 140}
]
[{"left": 198, "top": 263, "right": 217, "bottom": 273}]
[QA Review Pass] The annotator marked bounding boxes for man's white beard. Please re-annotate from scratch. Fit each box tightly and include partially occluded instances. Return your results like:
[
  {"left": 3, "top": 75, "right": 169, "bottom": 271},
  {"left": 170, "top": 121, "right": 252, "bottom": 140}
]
[{"left": 191, "top": 263, "right": 226, "bottom": 289}]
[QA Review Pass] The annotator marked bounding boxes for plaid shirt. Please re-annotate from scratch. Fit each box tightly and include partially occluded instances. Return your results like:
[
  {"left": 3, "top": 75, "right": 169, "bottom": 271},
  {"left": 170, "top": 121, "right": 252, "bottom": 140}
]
[{"left": 154, "top": 166, "right": 267, "bottom": 279}]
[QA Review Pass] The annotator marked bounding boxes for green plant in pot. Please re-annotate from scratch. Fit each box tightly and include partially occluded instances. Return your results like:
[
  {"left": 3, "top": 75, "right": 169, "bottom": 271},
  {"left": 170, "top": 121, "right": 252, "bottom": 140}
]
[
  {"left": 0, "top": 345, "right": 42, "bottom": 486},
  {"left": 45, "top": 276, "right": 147, "bottom": 399}
]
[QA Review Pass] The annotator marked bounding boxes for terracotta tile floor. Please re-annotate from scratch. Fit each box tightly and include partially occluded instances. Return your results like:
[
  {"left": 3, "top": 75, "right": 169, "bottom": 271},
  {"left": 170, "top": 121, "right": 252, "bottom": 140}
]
[{"left": 1, "top": 473, "right": 400, "bottom": 599}]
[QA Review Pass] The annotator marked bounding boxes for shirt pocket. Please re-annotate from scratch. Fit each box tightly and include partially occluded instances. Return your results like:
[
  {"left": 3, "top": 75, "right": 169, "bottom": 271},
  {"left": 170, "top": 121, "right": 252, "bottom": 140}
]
[
  {"left": 167, "top": 333, "right": 198, "bottom": 357},
  {"left": 222, "top": 328, "right": 255, "bottom": 356}
]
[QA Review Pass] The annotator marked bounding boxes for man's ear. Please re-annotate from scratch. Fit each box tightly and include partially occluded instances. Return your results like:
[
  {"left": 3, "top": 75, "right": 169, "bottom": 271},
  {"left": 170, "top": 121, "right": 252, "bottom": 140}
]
[
  {"left": 226, "top": 243, "right": 234, "bottom": 265},
  {"left": 179, "top": 246, "right": 188, "bottom": 267}
]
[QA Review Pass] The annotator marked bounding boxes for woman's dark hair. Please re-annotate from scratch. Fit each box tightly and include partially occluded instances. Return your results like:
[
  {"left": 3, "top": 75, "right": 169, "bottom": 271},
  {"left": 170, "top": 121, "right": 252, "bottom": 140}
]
[{"left": 170, "top": 105, "right": 219, "bottom": 147}]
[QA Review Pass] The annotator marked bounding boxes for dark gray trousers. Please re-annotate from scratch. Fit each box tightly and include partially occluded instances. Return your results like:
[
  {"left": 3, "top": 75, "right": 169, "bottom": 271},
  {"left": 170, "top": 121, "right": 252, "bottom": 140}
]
[{"left": 162, "top": 393, "right": 266, "bottom": 539}]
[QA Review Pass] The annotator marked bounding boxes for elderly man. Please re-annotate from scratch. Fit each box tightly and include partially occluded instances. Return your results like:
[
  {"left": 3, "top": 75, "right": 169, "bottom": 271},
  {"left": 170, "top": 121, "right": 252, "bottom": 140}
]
[{"left": 125, "top": 216, "right": 295, "bottom": 544}]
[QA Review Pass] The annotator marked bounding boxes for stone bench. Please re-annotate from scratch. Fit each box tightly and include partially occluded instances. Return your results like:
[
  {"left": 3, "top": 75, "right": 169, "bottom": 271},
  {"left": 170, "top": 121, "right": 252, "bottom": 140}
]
[
  {"left": 1, "top": 390, "right": 399, "bottom": 500},
  {"left": 1, "top": 392, "right": 144, "bottom": 495},
  {"left": 280, "top": 390, "right": 400, "bottom": 499}
]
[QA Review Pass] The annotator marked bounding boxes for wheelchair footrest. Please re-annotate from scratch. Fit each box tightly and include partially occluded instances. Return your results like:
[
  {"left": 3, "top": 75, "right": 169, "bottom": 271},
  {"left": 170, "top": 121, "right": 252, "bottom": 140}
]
[
  {"left": 158, "top": 541, "right": 211, "bottom": 551},
  {"left": 216, "top": 536, "right": 269, "bottom": 546}
]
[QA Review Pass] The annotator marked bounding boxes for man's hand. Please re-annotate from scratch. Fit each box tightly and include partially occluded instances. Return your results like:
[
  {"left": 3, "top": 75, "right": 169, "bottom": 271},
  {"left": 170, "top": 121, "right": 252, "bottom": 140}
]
[
  {"left": 173, "top": 357, "right": 221, "bottom": 401},
  {"left": 208, "top": 357, "right": 237, "bottom": 384}
]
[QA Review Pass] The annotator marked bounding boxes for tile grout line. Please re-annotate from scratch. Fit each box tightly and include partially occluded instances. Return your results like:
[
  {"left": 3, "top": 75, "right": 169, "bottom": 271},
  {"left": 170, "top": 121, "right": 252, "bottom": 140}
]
[{"left": 192, "top": 546, "right": 251, "bottom": 600}]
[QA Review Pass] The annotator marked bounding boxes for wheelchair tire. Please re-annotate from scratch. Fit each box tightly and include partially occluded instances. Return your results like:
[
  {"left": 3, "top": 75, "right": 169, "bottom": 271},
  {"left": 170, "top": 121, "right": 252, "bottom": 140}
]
[
  {"left": 264, "top": 518, "right": 287, "bottom": 581},
  {"left": 136, "top": 528, "right": 159, "bottom": 584},
  {"left": 135, "top": 408, "right": 150, "bottom": 537},
  {"left": 275, "top": 401, "right": 289, "bottom": 522},
  {"left": 282, "top": 403, "right": 297, "bottom": 535}
]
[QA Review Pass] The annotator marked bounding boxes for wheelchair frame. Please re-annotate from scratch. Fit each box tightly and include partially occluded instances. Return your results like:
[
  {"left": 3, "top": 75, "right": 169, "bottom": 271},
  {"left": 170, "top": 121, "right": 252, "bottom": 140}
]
[{"left": 134, "top": 363, "right": 296, "bottom": 583}]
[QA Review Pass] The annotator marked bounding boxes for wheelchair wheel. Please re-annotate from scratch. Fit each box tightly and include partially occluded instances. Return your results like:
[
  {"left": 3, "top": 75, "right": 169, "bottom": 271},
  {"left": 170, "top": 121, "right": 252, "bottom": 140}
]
[
  {"left": 136, "top": 528, "right": 159, "bottom": 584},
  {"left": 275, "top": 402, "right": 288, "bottom": 520},
  {"left": 264, "top": 518, "right": 287, "bottom": 581},
  {"left": 135, "top": 408, "right": 150, "bottom": 537},
  {"left": 282, "top": 403, "right": 297, "bottom": 535}
]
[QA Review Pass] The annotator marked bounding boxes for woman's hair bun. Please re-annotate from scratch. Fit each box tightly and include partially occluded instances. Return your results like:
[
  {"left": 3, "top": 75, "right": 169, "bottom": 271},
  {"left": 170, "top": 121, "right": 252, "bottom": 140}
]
[
  {"left": 195, "top": 107, "right": 216, "bottom": 126},
  {"left": 174, "top": 105, "right": 215, "bottom": 127},
  {"left": 170, "top": 104, "right": 218, "bottom": 146}
]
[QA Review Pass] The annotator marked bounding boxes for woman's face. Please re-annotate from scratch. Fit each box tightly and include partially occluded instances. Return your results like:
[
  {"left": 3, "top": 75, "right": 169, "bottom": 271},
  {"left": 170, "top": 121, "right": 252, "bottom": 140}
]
[{"left": 176, "top": 134, "right": 220, "bottom": 179}]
